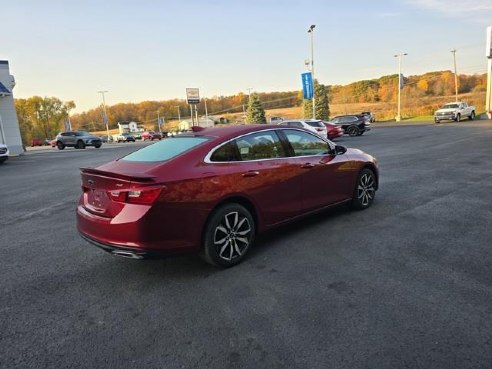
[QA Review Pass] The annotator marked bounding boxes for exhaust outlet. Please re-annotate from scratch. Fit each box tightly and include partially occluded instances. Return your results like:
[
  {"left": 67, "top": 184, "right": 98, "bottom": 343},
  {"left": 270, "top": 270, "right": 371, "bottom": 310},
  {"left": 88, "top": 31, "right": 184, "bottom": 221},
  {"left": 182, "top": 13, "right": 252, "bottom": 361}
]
[{"left": 111, "top": 250, "right": 144, "bottom": 259}]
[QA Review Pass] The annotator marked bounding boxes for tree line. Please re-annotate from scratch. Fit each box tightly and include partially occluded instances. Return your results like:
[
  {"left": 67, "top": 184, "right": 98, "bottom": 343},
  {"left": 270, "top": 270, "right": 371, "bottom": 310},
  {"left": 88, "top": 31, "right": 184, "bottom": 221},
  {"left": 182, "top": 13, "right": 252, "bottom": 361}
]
[{"left": 14, "top": 70, "right": 486, "bottom": 143}]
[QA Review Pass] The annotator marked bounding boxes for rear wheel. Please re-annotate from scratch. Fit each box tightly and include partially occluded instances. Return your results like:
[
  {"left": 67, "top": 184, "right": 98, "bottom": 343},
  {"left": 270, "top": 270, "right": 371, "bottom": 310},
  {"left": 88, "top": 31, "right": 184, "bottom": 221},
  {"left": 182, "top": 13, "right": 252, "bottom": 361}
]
[
  {"left": 57, "top": 141, "right": 65, "bottom": 150},
  {"left": 76, "top": 140, "right": 85, "bottom": 149},
  {"left": 201, "top": 204, "right": 255, "bottom": 267},
  {"left": 347, "top": 125, "right": 359, "bottom": 137},
  {"left": 469, "top": 111, "right": 475, "bottom": 120},
  {"left": 352, "top": 168, "right": 376, "bottom": 210}
]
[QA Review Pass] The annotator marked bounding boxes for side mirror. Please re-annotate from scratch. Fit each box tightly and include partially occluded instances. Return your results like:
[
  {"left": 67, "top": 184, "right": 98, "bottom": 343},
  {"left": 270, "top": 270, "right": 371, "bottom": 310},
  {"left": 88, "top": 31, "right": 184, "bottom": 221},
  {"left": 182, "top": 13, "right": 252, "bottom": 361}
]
[{"left": 335, "top": 145, "right": 347, "bottom": 155}]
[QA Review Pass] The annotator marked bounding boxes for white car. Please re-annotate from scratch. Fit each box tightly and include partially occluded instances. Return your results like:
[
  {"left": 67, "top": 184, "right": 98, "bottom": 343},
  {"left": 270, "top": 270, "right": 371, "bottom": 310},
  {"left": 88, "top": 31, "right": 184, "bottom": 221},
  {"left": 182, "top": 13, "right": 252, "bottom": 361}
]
[
  {"left": 277, "top": 119, "right": 328, "bottom": 139},
  {"left": 0, "top": 143, "right": 9, "bottom": 164}
]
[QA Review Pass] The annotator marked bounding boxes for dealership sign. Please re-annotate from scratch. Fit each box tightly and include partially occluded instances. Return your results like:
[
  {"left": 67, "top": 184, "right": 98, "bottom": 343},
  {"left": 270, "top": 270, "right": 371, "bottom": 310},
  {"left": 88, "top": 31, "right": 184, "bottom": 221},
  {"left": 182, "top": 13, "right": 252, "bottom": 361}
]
[{"left": 186, "top": 88, "right": 200, "bottom": 104}]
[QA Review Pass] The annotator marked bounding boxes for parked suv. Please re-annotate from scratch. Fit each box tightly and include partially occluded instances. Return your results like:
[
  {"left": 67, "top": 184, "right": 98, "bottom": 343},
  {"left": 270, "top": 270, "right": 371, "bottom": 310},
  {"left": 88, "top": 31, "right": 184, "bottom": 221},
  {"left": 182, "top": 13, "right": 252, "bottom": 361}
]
[
  {"left": 0, "top": 144, "right": 9, "bottom": 164},
  {"left": 329, "top": 115, "right": 371, "bottom": 136},
  {"left": 55, "top": 131, "right": 102, "bottom": 150}
]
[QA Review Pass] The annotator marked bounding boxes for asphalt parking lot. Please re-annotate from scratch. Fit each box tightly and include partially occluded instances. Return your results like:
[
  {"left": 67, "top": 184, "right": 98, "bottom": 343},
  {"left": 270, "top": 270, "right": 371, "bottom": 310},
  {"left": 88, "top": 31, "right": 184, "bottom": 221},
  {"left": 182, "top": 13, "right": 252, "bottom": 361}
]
[{"left": 1, "top": 121, "right": 492, "bottom": 369}]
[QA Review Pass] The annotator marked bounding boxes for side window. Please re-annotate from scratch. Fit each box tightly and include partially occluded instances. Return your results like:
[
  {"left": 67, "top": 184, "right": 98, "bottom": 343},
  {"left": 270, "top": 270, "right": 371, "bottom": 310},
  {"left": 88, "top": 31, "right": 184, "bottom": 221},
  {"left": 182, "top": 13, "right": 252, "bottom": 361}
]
[
  {"left": 210, "top": 141, "right": 241, "bottom": 162},
  {"left": 283, "top": 129, "right": 329, "bottom": 157},
  {"left": 331, "top": 118, "right": 340, "bottom": 124},
  {"left": 236, "top": 131, "right": 286, "bottom": 161},
  {"left": 61, "top": 132, "right": 70, "bottom": 137}
]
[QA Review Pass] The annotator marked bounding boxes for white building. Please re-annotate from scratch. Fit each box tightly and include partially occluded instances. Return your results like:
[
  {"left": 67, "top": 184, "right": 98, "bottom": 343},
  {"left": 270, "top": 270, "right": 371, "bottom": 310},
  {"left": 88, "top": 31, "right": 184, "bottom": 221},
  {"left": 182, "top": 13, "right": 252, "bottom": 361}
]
[
  {"left": 178, "top": 118, "right": 215, "bottom": 131},
  {"left": 0, "top": 60, "right": 23, "bottom": 155}
]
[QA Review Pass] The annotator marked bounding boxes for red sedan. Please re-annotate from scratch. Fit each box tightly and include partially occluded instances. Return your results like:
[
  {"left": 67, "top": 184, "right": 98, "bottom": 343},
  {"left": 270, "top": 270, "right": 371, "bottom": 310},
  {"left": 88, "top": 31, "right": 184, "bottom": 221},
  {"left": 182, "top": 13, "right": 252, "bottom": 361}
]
[
  {"left": 323, "top": 121, "right": 344, "bottom": 140},
  {"left": 77, "top": 125, "right": 378, "bottom": 267},
  {"left": 141, "top": 131, "right": 162, "bottom": 141}
]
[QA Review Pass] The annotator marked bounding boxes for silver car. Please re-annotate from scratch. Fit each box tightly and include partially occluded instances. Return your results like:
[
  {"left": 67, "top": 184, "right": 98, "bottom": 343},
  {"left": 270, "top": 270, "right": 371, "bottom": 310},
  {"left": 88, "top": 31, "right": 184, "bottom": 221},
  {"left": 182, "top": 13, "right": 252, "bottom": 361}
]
[
  {"left": 277, "top": 119, "right": 328, "bottom": 139},
  {"left": 55, "top": 131, "right": 102, "bottom": 150},
  {"left": 0, "top": 143, "right": 9, "bottom": 164}
]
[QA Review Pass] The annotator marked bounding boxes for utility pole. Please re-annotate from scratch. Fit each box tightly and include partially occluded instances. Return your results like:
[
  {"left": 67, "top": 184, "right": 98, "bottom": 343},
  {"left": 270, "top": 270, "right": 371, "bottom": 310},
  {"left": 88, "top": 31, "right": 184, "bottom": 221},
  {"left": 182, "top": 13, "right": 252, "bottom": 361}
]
[
  {"left": 204, "top": 98, "right": 208, "bottom": 120},
  {"left": 308, "top": 25, "right": 316, "bottom": 119},
  {"left": 97, "top": 90, "right": 110, "bottom": 141},
  {"left": 394, "top": 53, "right": 407, "bottom": 121},
  {"left": 451, "top": 49, "right": 458, "bottom": 102},
  {"left": 157, "top": 110, "right": 161, "bottom": 133},
  {"left": 176, "top": 106, "right": 181, "bottom": 121}
]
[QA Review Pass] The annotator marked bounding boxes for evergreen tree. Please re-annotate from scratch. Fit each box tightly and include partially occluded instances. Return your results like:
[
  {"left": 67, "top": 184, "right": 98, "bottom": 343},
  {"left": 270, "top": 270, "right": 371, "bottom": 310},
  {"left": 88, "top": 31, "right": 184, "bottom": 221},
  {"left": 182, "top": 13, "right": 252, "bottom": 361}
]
[
  {"left": 303, "top": 80, "right": 330, "bottom": 120},
  {"left": 246, "top": 93, "right": 266, "bottom": 123}
]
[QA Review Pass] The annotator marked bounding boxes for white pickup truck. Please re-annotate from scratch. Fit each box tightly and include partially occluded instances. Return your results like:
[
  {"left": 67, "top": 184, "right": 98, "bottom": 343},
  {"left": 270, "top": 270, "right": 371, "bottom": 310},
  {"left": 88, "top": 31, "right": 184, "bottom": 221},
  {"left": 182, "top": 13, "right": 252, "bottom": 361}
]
[{"left": 434, "top": 102, "right": 475, "bottom": 123}]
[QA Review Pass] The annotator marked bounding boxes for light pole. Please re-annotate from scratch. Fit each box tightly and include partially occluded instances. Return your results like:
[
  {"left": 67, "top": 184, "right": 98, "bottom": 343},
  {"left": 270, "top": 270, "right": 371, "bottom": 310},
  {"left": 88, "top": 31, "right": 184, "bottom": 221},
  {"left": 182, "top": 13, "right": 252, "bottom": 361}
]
[
  {"left": 394, "top": 53, "right": 407, "bottom": 121},
  {"left": 308, "top": 25, "right": 316, "bottom": 119},
  {"left": 451, "top": 49, "right": 458, "bottom": 102},
  {"left": 97, "top": 90, "right": 110, "bottom": 141}
]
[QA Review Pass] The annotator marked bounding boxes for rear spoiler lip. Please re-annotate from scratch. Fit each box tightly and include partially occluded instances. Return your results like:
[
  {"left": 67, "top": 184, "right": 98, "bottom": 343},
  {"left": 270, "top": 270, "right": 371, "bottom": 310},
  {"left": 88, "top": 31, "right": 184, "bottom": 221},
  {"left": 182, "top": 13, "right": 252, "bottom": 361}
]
[{"left": 80, "top": 167, "right": 156, "bottom": 182}]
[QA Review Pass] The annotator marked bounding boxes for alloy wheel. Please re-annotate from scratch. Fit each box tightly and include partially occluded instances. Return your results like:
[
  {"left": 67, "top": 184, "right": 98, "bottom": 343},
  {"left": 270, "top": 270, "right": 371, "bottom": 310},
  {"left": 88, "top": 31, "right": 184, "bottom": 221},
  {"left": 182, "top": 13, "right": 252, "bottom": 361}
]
[
  {"left": 357, "top": 172, "right": 375, "bottom": 206},
  {"left": 213, "top": 211, "right": 251, "bottom": 262}
]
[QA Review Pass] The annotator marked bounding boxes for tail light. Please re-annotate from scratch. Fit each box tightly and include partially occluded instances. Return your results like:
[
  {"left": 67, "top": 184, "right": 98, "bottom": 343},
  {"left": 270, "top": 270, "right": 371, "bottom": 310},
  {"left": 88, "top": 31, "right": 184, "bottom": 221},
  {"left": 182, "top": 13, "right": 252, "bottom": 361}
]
[{"left": 108, "top": 188, "right": 162, "bottom": 205}]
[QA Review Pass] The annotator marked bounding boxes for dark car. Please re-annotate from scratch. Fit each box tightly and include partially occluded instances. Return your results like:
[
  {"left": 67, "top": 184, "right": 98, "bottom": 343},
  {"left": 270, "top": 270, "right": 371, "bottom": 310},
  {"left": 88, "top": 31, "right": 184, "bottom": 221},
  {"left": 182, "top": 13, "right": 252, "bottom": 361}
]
[
  {"left": 55, "top": 131, "right": 102, "bottom": 150},
  {"left": 361, "top": 111, "right": 375, "bottom": 123},
  {"left": 77, "top": 125, "right": 378, "bottom": 267},
  {"left": 330, "top": 115, "right": 371, "bottom": 136},
  {"left": 116, "top": 133, "right": 136, "bottom": 143}
]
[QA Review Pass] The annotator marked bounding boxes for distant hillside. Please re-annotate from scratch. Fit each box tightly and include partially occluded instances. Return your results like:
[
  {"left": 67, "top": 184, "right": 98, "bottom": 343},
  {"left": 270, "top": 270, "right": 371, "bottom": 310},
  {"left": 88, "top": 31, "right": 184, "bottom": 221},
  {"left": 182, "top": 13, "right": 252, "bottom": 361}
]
[{"left": 70, "top": 70, "right": 487, "bottom": 131}]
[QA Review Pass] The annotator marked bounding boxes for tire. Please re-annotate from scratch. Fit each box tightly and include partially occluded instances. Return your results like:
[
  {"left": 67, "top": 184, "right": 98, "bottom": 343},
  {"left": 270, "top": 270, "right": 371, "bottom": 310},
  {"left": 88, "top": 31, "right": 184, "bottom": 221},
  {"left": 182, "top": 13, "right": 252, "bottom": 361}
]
[
  {"left": 0, "top": 157, "right": 7, "bottom": 164},
  {"left": 469, "top": 111, "right": 475, "bottom": 120},
  {"left": 201, "top": 204, "right": 255, "bottom": 267},
  {"left": 455, "top": 113, "right": 461, "bottom": 122},
  {"left": 76, "top": 140, "right": 85, "bottom": 149},
  {"left": 94, "top": 143, "right": 101, "bottom": 148},
  {"left": 347, "top": 125, "right": 359, "bottom": 137},
  {"left": 57, "top": 141, "right": 65, "bottom": 150},
  {"left": 435, "top": 118, "right": 440, "bottom": 124},
  {"left": 352, "top": 168, "right": 376, "bottom": 210}
]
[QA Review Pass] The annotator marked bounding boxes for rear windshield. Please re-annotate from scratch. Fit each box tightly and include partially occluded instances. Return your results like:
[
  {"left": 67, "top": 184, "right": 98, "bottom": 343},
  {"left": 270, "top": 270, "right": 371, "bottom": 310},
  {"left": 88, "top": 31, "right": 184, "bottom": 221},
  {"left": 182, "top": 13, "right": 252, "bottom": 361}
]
[
  {"left": 121, "top": 136, "right": 210, "bottom": 162},
  {"left": 305, "top": 121, "right": 324, "bottom": 128}
]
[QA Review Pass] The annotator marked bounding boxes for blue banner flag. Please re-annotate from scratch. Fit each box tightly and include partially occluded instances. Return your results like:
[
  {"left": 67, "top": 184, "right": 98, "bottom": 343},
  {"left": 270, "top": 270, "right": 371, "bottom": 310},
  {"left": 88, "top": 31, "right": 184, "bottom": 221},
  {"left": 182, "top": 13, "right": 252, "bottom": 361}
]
[
  {"left": 399, "top": 74, "right": 405, "bottom": 90},
  {"left": 301, "top": 72, "right": 313, "bottom": 99}
]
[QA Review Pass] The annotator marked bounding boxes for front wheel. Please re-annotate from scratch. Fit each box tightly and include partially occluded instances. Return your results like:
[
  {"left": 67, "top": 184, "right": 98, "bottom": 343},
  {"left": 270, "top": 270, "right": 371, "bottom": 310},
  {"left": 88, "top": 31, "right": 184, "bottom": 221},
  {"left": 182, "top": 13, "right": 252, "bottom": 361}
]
[
  {"left": 57, "top": 142, "right": 65, "bottom": 150},
  {"left": 201, "top": 204, "right": 255, "bottom": 267},
  {"left": 94, "top": 143, "right": 101, "bottom": 148},
  {"left": 455, "top": 113, "right": 461, "bottom": 122},
  {"left": 352, "top": 168, "right": 376, "bottom": 210},
  {"left": 469, "top": 111, "right": 475, "bottom": 120},
  {"left": 76, "top": 140, "right": 85, "bottom": 149},
  {"left": 347, "top": 125, "right": 360, "bottom": 137}
]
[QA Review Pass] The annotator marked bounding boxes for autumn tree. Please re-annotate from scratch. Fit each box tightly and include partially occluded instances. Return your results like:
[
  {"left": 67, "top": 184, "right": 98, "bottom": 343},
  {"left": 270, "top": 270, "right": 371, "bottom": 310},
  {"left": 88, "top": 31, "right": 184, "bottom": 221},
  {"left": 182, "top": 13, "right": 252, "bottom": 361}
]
[
  {"left": 15, "top": 96, "right": 75, "bottom": 144},
  {"left": 303, "top": 80, "right": 330, "bottom": 120},
  {"left": 246, "top": 93, "right": 266, "bottom": 123}
]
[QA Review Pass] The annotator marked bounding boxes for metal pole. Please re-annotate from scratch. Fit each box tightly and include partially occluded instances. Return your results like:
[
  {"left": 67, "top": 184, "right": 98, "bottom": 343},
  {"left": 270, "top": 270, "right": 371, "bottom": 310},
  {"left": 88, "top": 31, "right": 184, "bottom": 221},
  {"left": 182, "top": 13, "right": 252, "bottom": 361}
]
[
  {"left": 394, "top": 53, "right": 407, "bottom": 121},
  {"left": 451, "top": 49, "right": 458, "bottom": 102},
  {"left": 204, "top": 98, "right": 208, "bottom": 120},
  {"left": 176, "top": 106, "right": 181, "bottom": 121},
  {"left": 97, "top": 90, "right": 110, "bottom": 141},
  {"left": 157, "top": 110, "right": 161, "bottom": 133},
  {"left": 309, "top": 25, "right": 316, "bottom": 120}
]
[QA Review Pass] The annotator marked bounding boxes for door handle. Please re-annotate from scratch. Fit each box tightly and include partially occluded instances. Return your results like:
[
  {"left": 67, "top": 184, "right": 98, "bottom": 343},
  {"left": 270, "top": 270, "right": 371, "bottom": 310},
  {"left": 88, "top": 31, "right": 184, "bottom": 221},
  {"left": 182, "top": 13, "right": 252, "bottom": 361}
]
[
  {"left": 242, "top": 171, "right": 260, "bottom": 177},
  {"left": 301, "top": 163, "right": 315, "bottom": 169}
]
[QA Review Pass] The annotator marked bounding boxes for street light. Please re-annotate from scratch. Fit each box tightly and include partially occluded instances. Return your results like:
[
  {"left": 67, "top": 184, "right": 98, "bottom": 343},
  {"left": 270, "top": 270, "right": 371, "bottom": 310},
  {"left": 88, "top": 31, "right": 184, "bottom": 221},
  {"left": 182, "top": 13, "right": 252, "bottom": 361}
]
[
  {"left": 394, "top": 53, "right": 407, "bottom": 121},
  {"left": 451, "top": 49, "right": 458, "bottom": 102},
  {"left": 308, "top": 24, "right": 316, "bottom": 119},
  {"left": 97, "top": 90, "right": 110, "bottom": 141},
  {"left": 176, "top": 105, "right": 181, "bottom": 121}
]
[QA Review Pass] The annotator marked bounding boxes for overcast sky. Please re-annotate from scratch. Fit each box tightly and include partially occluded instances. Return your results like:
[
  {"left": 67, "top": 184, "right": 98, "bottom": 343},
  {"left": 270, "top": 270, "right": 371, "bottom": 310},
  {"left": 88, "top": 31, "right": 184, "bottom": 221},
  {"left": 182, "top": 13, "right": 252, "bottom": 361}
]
[{"left": 1, "top": 0, "right": 491, "bottom": 112}]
